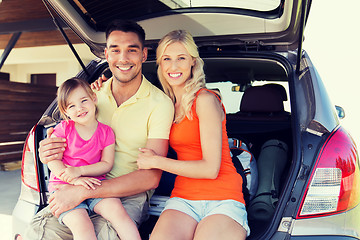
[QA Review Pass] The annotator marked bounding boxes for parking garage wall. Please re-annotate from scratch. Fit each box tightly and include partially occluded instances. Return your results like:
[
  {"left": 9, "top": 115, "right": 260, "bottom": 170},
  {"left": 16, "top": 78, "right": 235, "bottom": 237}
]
[{"left": 0, "top": 79, "right": 57, "bottom": 164}]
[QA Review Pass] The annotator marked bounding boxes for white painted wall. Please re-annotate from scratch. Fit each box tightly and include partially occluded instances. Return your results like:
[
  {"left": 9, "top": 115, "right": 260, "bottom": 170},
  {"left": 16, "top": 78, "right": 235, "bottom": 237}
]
[
  {"left": 303, "top": 0, "right": 360, "bottom": 147},
  {"left": 0, "top": 44, "right": 95, "bottom": 85}
]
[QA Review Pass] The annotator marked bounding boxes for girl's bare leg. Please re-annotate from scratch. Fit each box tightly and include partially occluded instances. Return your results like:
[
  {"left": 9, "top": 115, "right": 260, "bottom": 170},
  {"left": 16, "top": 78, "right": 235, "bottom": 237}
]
[
  {"left": 94, "top": 198, "right": 141, "bottom": 240},
  {"left": 62, "top": 208, "right": 97, "bottom": 240}
]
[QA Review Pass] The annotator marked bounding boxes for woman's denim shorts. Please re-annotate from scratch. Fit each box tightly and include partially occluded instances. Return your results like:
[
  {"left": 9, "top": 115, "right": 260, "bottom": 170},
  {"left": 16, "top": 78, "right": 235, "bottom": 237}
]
[{"left": 163, "top": 197, "right": 250, "bottom": 236}]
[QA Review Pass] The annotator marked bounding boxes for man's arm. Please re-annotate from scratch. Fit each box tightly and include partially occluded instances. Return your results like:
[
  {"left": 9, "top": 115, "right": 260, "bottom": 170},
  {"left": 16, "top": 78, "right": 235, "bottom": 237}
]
[
  {"left": 93, "top": 138, "right": 167, "bottom": 196},
  {"left": 49, "top": 138, "right": 168, "bottom": 217}
]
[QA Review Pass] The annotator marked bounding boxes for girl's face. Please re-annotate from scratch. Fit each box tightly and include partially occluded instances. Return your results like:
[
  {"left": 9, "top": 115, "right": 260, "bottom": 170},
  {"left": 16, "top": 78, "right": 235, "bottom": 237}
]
[
  {"left": 160, "top": 42, "right": 195, "bottom": 89},
  {"left": 64, "top": 86, "right": 97, "bottom": 125}
]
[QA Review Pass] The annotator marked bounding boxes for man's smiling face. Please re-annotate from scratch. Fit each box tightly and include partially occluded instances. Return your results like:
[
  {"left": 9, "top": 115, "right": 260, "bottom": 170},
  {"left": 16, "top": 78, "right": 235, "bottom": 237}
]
[{"left": 105, "top": 30, "right": 147, "bottom": 85}]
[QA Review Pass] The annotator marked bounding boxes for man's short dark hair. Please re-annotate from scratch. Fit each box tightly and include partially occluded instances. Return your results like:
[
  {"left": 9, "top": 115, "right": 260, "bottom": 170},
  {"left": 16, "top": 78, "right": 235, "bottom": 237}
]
[{"left": 105, "top": 19, "right": 146, "bottom": 48}]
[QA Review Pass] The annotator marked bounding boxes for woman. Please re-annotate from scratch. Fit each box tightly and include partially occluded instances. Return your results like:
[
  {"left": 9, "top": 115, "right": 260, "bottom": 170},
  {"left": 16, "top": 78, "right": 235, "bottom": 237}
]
[{"left": 136, "top": 30, "right": 249, "bottom": 240}]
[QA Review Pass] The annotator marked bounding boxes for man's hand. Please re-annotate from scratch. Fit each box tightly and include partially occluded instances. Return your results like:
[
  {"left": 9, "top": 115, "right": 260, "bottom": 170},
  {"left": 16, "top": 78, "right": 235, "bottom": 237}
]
[
  {"left": 48, "top": 184, "right": 86, "bottom": 218},
  {"left": 91, "top": 74, "right": 108, "bottom": 91},
  {"left": 39, "top": 128, "right": 66, "bottom": 164}
]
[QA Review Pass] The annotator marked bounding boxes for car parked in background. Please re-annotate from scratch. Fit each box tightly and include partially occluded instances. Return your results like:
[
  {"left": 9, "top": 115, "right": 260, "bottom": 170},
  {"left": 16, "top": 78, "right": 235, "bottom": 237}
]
[{"left": 12, "top": 0, "right": 360, "bottom": 239}]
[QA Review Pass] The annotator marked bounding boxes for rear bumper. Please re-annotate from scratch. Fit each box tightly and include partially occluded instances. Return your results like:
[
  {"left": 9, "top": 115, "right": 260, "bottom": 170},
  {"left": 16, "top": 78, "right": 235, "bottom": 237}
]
[
  {"left": 290, "top": 204, "right": 360, "bottom": 240},
  {"left": 12, "top": 199, "right": 40, "bottom": 239},
  {"left": 290, "top": 236, "right": 359, "bottom": 240}
]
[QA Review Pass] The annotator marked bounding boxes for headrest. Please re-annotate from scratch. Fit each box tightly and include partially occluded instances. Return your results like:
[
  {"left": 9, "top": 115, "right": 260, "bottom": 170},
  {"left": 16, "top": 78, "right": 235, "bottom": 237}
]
[
  {"left": 264, "top": 83, "right": 287, "bottom": 101},
  {"left": 240, "top": 84, "right": 285, "bottom": 113}
]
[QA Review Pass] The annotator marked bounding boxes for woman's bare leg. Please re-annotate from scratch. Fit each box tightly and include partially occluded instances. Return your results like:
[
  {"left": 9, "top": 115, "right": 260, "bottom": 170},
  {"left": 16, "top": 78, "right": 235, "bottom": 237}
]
[
  {"left": 150, "top": 209, "right": 198, "bottom": 240},
  {"left": 194, "top": 214, "right": 247, "bottom": 240}
]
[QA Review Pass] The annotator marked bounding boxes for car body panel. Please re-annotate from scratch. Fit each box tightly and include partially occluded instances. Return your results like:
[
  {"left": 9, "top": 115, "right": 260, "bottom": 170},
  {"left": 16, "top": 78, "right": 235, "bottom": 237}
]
[
  {"left": 291, "top": 205, "right": 360, "bottom": 238},
  {"left": 12, "top": 198, "right": 40, "bottom": 238},
  {"left": 299, "top": 52, "right": 339, "bottom": 135}
]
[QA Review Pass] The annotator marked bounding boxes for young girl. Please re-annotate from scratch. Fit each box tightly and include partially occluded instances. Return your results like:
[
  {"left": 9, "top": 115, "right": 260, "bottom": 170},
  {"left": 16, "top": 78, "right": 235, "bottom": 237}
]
[
  {"left": 48, "top": 77, "right": 140, "bottom": 240},
  {"left": 136, "top": 30, "right": 250, "bottom": 239}
]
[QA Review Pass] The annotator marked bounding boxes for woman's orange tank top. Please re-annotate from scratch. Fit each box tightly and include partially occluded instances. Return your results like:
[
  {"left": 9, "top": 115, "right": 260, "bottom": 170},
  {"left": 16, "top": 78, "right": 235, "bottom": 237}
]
[{"left": 169, "top": 89, "right": 245, "bottom": 204}]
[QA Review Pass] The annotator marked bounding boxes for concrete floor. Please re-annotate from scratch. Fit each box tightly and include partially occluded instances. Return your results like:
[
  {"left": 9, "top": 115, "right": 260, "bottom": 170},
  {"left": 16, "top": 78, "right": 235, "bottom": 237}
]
[{"left": 0, "top": 169, "right": 21, "bottom": 240}]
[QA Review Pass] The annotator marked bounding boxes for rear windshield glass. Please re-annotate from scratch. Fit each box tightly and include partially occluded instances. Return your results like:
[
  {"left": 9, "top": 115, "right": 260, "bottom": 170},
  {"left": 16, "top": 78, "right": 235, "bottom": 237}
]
[{"left": 207, "top": 80, "right": 290, "bottom": 114}]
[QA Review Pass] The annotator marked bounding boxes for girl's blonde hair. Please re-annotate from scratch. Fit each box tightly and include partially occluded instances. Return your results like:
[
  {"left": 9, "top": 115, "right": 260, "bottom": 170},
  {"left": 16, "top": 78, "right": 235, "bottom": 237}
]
[
  {"left": 156, "top": 30, "right": 206, "bottom": 122},
  {"left": 57, "top": 77, "right": 96, "bottom": 120}
]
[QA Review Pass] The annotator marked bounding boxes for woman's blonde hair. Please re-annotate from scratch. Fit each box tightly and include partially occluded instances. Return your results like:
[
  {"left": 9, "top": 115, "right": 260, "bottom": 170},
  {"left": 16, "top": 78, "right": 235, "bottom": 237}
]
[
  {"left": 57, "top": 77, "right": 96, "bottom": 120},
  {"left": 156, "top": 30, "right": 206, "bottom": 122}
]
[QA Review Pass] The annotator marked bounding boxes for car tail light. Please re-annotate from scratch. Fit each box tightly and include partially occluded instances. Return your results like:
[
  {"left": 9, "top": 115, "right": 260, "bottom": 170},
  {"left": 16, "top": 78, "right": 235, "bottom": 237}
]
[
  {"left": 21, "top": 126, "right": 40, "bottom": 192},
  {"left": 15, "top": 234, "right": 23, "bottom": 240},
  {"left": 297, "top": 126, "right": 360, "bottom": 218}
]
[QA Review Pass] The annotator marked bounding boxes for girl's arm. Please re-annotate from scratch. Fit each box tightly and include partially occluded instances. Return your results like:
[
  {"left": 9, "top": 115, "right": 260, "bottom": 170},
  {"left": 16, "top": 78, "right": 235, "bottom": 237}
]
[
  {"left": 47, "top": 160, "right": 67, "bottom": 179},
  {"left": 137, "top": 91, "right": 224, "bottom": 179},
  {"left": 60, "top": 144, "right": 115, "bottom": 183},
  {"left": 47, "top": 134, "right": 67, "bottom": 179},
  {"left": 48, "top": 159, "right": 102, "bottom": 190}
]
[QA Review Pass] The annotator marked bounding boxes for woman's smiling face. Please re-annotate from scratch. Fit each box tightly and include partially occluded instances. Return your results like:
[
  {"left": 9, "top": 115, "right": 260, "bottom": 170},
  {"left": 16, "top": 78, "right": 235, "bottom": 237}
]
[{"left": 159, "top": 42, "right": 195, "bottom": 89}]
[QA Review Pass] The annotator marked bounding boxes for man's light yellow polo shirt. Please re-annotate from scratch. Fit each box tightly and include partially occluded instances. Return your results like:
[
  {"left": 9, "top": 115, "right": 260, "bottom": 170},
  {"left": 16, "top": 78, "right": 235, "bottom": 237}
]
[{"left": 95, "top": 76, "right": 174, "bottom": 179}]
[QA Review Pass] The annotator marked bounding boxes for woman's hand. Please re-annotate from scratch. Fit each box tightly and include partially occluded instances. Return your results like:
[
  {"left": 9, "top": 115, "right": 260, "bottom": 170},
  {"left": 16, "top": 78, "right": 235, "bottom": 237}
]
[
  {"left": 137, "top": 148, "right": 158, "bottom": 170},
  {"left": 71, "top": 177, "right": 101, "bottom": 190},
  {"left": 91, "top": 74, "right": 108, "bottom": 91}
]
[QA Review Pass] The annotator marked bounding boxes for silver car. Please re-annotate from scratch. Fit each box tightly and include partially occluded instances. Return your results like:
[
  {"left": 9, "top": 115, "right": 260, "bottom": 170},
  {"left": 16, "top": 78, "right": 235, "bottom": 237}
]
[{"left": 12, "top": 0, "right": 360, "bottom": 239}]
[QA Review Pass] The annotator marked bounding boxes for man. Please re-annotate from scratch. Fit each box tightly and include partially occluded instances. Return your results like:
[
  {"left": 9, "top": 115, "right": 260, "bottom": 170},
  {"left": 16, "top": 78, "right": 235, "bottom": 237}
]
[{"left": 25, "top": 19, "right": 174, "bottom": 240}]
